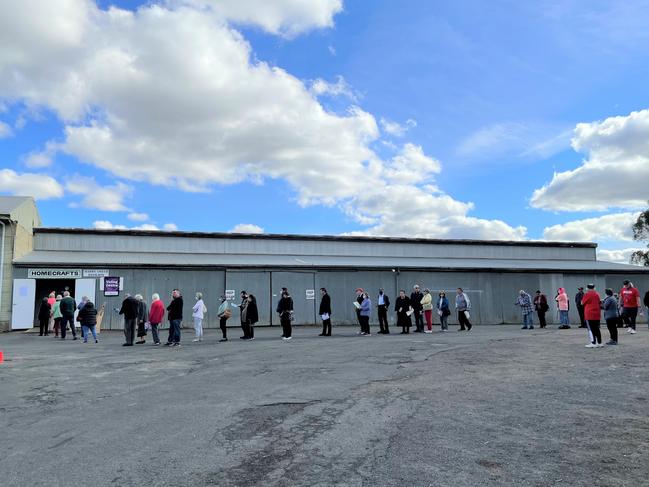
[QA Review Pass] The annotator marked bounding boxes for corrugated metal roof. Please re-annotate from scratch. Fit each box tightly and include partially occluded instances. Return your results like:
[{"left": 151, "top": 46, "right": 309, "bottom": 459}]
[
  {"left": 13, "top": 250, "right": 645, "bottom": 272},
  {"left": 33, "top": 227, "right": 597, "bottom": 249}
]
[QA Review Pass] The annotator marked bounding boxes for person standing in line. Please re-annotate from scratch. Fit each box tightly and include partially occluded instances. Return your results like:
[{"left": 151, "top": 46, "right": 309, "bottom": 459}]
[
  {"left": 582, "top": 283, "right": 602, "bottom": 348},
  {"left": 556, "top": 288, "right": 570, "bottom": 329},
  {"left": 166, "top": 289, "right": 184, "bottom": 346},
  {"left": 395, "top": 289, "right": 412, "bottom": 334},
  {"left": 148, "top": 293, "right": 165, "bottom": 345},
  {"left": 319, "top": 288, "right": 332, "bottom": 337},
  {"left": 620, "top": 280, "right": 641, "bottom": 334},
  {"left": 533, "top": 290, "right": 549, "bottom": 328},
  {"left": 602, "top": 289, "right": 619, "bottom": 346},
  {"left": 354, "top": 288, "right": 364, "bottom": 332},
  {"left": 575, "top": 287, "right": 586, "bottom": 328},
  {"left": 239, "top": 290, "right": 249, "bottom": 340},
  {"left": 436, "top": 291, "right": 450, "bottom": 331},
  {"left": 277, "top": 289, "right": 294, "bottom": 340},
  {"left": 455, "top": 288, "right": 472, "bottom": 331},
  {"left": 410, "top": 285, "right": 424, "bottom": 332},
  {"left": 644, "top": 290, "right": 649, "bottom": 328},
  {"left": 243, "top": 294, "right": 259, "bottom": 340},
  {"left": 59, "top": 291, "right": 77, "bottom": 340},
  {"left": 192, "top": 292, "right": 206, "bottom": 342},
  {"left": 614, "top": 293, "right": 624, "bottom": 328},
  {"left": 37, "top": 297, "right": 51, "bottom": 336},
  {"left": 216, "top": 295, "right": 231, "bottom": 342},
  {"left": 359, "top": 292, "right": 372, "bottom": 336},
  {"left": 78, "top": 298, "right": 98, "bottom": 343},
  {"left": 421, "top": 289, "right": 433, "bottom": 333},
  {"left": 52, "top": 295, "right": 63, "bottom": 337},
  {"left": 47, "top": 292, "right": 56, "bottom": 334},
  {"left": 376, "top": 288, "right": 390, "bottom": 334},
  {"left": 515, "top": 290, "right": 534, "bottom": 330},
  {"left": 119, "top": 293, "right": 139, "bottom": 346},
  {"left": 135, "top": 294, "right": 149, "bottom": 345}
]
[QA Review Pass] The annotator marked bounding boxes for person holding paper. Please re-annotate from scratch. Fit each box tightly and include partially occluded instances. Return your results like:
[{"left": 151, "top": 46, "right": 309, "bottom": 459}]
[
  {"left": 359, "top": 292, "right": 372, "bottom": 335},
  {"left": 395, "top": 290, "right": 412, "bottom": 334},
  {"left": 377, "top": 288, "right": 390, "bottom": 334},
  {"left": 455, "top": 288, "right": 472, "bottom": 331},
  {"left": 319, "top": 288, "right": 332, "bottom": 336}
]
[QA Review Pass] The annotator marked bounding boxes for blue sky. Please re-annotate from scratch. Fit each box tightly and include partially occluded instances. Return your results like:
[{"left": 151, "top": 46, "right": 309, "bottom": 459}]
[{"left": 1, "top": 0, "right": 648, "bottom": 262}]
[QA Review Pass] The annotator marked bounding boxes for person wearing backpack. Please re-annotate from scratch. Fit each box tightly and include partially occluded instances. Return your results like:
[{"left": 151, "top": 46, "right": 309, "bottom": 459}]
[{"left": 217, "top": 295, "right": 231, "bottom": 342}]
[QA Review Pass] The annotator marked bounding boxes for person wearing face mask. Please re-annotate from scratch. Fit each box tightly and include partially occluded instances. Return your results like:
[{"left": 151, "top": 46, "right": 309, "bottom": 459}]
[{"left": 376, "top": 288, "right": 390, "bottom": 334}]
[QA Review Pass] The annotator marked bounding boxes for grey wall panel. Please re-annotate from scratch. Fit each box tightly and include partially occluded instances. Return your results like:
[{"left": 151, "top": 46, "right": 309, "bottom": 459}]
[
  {"left": 225, "top": 271, "right": 271, "bottom": 326},
  {"left": 271, "top": 271, "right": 316, "bottom": 325}
]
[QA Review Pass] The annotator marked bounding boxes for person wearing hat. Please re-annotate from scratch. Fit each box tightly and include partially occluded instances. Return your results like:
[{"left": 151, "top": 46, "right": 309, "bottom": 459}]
[
  {"left": 619, "top": 280, "right": 641, "bottom": 334},
  {"left": 533, "top": 290, "right": 549, "bottom": 328},
  {"left": 575, "top": 287, "right": 586, "bottom": 328},
  {"left": 582, "top": 283, "right": 602, "bottom": 348}
]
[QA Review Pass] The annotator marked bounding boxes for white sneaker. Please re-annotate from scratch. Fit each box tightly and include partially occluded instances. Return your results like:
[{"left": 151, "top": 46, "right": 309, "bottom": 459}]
[
  {"left": 597, "top": 343, "right": 605, "bottom": 347},
  {"left": 585, "top": 343, "right": 598, "bottom": 348},
  {"left": 285, "top": 336, "right": 292, "bottom": 340},
  {"left": 629, "top": 329, "right": 637, "bottom": 334},
  {"left": 424, "top": 330, "right": 432, "bottom": 334},
  {"left": 192, "top": 338, "right": 200, "bottom": 342}
]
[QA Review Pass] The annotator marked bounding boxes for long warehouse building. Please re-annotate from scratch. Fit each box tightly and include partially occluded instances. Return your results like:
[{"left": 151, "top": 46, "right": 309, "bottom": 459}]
[{"left": 1, "top": 196, "right": 647, "bottom": 331}]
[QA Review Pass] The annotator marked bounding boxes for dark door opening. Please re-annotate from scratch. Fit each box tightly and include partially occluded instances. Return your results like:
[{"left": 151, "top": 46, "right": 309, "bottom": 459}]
[{"left": 33, "top": 279, "right": 76, "bottom": 321}]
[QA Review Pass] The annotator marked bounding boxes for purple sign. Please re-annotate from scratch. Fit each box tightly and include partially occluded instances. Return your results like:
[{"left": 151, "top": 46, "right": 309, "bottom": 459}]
[{"left": 104, "top": 276, "right": 120, "bottom": 296}]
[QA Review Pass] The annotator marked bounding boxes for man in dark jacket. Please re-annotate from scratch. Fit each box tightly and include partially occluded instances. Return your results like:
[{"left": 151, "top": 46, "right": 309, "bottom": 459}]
[
  {"left": 166, "top": 289, "right": 183, "bottom": 346},
  {"left": 276, "top": 290, "right": 294, "bottom": 340},
  {"left": 533, "top": 290, "right": 549, "bottom": 328},
  {"left": 377, "top": 288, "right": 390, "bottom": 334},
  {"left": 319, "top": 288, "right": 332, "bottom": 336},
  {"left": 37, "top": 297, "right": 51, "bottom": 336},
  {"left": 410, "top": 285, "right": 424, "bottom": 332},
  {"left": 59, "top": 291, "right": 77, "bottom": 340},
  {"left": 78, "top": 298, "right": 98, "bottom": 343},
  {"left": 119, "top": 294, "right": 139, "bottom": 346},
  {"left": 575, "top": 287, "right": 586, "bottom": 328}
]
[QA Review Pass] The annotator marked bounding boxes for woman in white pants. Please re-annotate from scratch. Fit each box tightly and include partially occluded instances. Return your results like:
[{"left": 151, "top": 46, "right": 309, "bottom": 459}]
[{"left": 192, "top": 292, "right": 206, "bottom": 342}]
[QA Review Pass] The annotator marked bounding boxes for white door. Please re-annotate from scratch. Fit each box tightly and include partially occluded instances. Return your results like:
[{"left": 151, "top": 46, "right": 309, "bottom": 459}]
[
  {"left": 11, "top": 279, "right": 36, "bottom": 330},
  {"left": 74, "top": 279, "right": 96, "bottom": 326}
]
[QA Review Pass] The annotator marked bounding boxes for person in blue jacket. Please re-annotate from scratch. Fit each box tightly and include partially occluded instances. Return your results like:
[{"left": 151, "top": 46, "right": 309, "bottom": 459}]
[{"left": 436, "top": 291, "right": 451, "bottom": 331}]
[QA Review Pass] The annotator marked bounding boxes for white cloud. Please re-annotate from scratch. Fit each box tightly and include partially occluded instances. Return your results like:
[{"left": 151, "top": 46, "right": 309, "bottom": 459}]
[
  {"left": 458, "top": 122, "right": 571, "bottom": 160},
  {"left": 0, "top": 120, "right": 13, "bottom": 138},
  {"left": 132, "top": 223, "right": 160, "bottom": 231},
  {"left": 65, "top": 176, "right": 131, "bottom": 212},
  {"left": 180, "top": 0, "right": 343, "bottom": 37},
  {"left": 597, "top": 248, "right": 644, "bottom": 265},
  {"left": 380, "top": 118, "right": 417, "bottom": 137},
  {"left": 543, "top": 212, "right": 638, "bottom": 242},
  {"left": 310, "top": 76, "right": 357, "bottom": 101},
  {"left": 230, "top": 223, "right": 264, "bottom": 234},
  {"left": 23, "top": 152, "right": 52, "bottom": 168},
  {"left": 0, "top": 0, "right": 526, "bottom": 241},
  {"left": 531, "top": 109, "right": 649, "bottom": 211},
  {"left": 0, "top": 169, "right": 63, "bottom": 200},
  {"left": 162, "top": 222, "right": 178, "bottom": 231},
  {"left": 127, "top": 212, "right": 149, "bottom": 222},
  {"left": 93, "top": 220, "right": 127, "bottom": 230},
  {"left": 93, "top": 220, "right": 178, "bottom": 231}
]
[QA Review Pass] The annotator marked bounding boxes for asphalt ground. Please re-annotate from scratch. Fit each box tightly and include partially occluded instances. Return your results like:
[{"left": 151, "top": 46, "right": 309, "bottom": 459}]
[{"left": 1, "top": 323, "right": 648, "bottom": 487}]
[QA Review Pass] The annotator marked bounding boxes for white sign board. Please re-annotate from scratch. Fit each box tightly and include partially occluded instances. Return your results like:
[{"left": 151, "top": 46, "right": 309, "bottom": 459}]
[
  {"left": 83, "top": 269, "right": 110, "bottom": 278},
  {"left": 225, "top": 289, "right": 236, "bottom": 300},
  {"left": 306, "top": 289, "right": 315, "bottom": 300},
  {"left": 28, "top": 269, "right": 82, "bottom": 279}
]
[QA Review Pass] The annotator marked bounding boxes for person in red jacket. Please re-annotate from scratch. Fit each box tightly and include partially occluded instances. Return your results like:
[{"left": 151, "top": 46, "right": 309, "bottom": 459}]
[
  {"left": 148, "top": 293, "right": 165, "bottom": 345},
  {"left": 581, "top": 283, "right": 602, "bottom": 348},
  {"left": 619, "top": 280, "right": 641, "bottom": 334}
]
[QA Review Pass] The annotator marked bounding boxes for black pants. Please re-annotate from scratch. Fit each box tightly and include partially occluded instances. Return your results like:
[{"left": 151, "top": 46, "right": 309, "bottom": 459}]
[
  {"left": 577, "top": 307, "right": 585, "bottom": 327},
  {"left": 458, "top": 311, "right": 472, "bottom": 330},
  {"left": 150, "top": 323, "right": 160, "bottom": 344},
  {"left": 220, "top": 317, "right": 228, "bottom": 338},
  {"left": 586, "top": 319, "right": 601, "bottom": 344},
  {"left": 124, "top": 318, "right": 136, "bottom": 345},
  {"left": 39, "top": 318, "right": 49, "bottom": 335},
  {"left": 536, "top": 310, "right": 547, "bottom": 328},
  {"left": 622, "top": 307, "right": 638, "bottom": 330},
  {"left": 378, "top": 306, "right": 389, "bottom": 333},
  {"left": 605, "top": 318, "right": 618, "bottom": 342},
  {"left": 321, "top": 318, "right": 331, "bottom": 336},
  {"left": 281, "top": 316, "right": 292, "bottom": 338},
  {"left": 413, "top": 310, "right": 423, "bottom": 332},
  {"left": 242, "top": 321, "right": 255, "bottom": 339},
  {"left": 60, "top": 314, "right": 76, "bottom": 339},
  {"left": 360, "top": 316, "right": 370, "bottom": 334}
]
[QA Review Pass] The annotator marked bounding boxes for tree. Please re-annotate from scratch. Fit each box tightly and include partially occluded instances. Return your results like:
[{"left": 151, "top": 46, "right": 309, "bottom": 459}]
[{"left": 631, "top": 206, "right": 649, "bottom": 266}]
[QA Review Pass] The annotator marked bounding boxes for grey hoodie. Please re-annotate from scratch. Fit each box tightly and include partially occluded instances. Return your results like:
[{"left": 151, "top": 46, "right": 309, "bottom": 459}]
[{"left": 602, "top": 296, "right": 619, "bottom": 320}]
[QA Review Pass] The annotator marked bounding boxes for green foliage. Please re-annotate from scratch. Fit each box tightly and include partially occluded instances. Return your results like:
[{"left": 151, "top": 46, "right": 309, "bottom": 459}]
[{"left": 631, "top": 207, "right": 649, "bottom": 266}]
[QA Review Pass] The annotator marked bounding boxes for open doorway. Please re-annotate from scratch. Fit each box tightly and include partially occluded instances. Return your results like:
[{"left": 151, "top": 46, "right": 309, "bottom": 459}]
[{"left": 33, "top": 279, "right": 76, "bottom": 321}]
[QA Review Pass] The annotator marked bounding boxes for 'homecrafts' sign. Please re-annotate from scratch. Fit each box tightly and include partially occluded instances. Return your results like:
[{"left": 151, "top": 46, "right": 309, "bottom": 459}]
[{"left": 28, "top": 269, "right": 82, "bottom": 279}]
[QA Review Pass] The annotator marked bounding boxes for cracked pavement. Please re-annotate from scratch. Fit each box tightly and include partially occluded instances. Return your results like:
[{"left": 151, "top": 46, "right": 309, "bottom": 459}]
[{"left": 1, "top": 325, "right": 648, "bottom": 486}]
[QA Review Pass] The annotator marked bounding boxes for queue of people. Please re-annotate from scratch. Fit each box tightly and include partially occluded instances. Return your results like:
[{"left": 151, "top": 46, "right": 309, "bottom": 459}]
[{"left": 32, "top": 279, "right": 648, "bottom": 347}]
